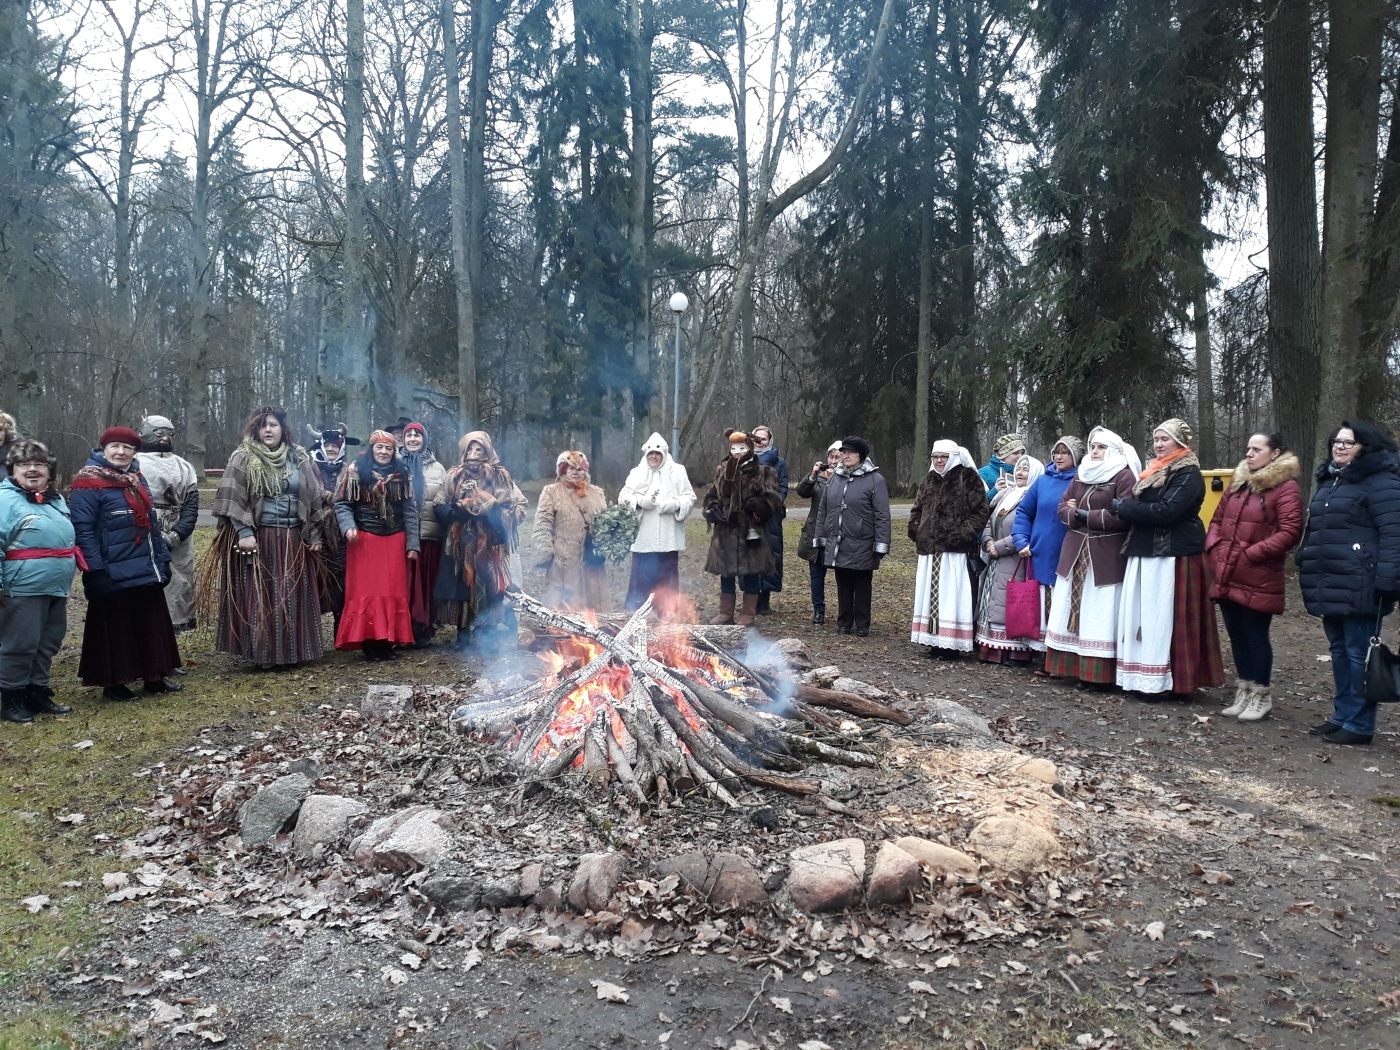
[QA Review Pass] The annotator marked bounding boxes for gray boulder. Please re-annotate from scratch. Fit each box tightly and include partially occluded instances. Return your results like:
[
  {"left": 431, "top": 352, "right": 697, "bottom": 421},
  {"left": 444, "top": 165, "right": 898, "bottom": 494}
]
[
  {"left": 351, "top": 806, "right": 452, "bottom": 872},
  {"left": 362, "top": 684, "right": 414, "bottom": 718},
  {"left": 568, "top": 852, "right": 625, "bottom": 913},
  {"left": 238, "top": 773, "right": 313, "bottom": 847},
  {"left": 292, "top": 795, "right": 368, "bottom": 860}
]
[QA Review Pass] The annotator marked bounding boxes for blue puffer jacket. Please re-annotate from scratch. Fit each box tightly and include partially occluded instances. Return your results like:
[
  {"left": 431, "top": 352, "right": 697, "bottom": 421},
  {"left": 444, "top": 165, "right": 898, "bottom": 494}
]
[
  {"left": 1011, "top": 465, "right": 1076, "bottom": 585},
  {"left": 69, "top": 452, "right": 171, "bottom": 598},
  {"left": 0, "top": 478, "right": 78, "bottom": 597},
  {"left": 1297, "top": 448, "right": 1400, "bottom": 617}
]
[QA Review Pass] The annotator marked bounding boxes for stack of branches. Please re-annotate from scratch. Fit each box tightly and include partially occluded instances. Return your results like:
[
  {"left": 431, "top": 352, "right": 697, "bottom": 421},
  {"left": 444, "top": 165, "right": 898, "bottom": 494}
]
[{"left": 453, "top": 593, "right": 911, "bottom": 815}]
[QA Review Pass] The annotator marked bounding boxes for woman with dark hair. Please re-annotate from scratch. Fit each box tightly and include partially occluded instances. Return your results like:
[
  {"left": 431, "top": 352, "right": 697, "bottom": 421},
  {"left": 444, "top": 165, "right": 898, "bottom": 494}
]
[
  {"left": 1206, "top": 431, "right": 1304, "bottom": 722},
  {"left": 703, "top": 430, "right": 783, "bottom": 626},
  {"left": 71, "top": 427, "right": 183, "bottom": 701},
  {"left": 433, "top": 431, "right": 528, "bottom": 650},
  {"left": 401, "top": 422, "right": 446, "bottom": 645},
  {"left": 0, "top": 440, "right": 79, "bottom": 721},
  {"left": 335, "top": 430, "right": 418, "bottom": 660},
  {"left": 211, "top": 406, "right": 327, "bottom": 669},
  {"left": 1296, "top": 420, "right": 1400, "bottom": 745}
]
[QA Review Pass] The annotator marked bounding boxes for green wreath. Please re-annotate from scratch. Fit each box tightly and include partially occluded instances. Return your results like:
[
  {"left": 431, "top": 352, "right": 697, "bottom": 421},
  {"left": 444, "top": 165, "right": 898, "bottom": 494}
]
[{"left": 588, "top": 502, "right": 640, "bottom": 564}]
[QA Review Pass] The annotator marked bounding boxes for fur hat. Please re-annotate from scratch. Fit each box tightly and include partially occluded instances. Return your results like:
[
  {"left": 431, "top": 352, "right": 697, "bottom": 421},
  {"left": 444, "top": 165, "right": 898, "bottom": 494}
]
[
  {"left": 993, "top": 433, "right": 1026, "bottom": 459},
  {"left": 839, "top": 435, "right": 870, "bottom": 461},
  {"left": 1154, "top": 418, "right": 1193, "bottom": 449},
  {"left": 556, "top": 450, "right": 590, "bottom": 475},
  {"left": 6, "top": 438, "right": 55, "bottom": 473},
  {"left": 98, "top": 426, "right": 141, "bottom": 449}
]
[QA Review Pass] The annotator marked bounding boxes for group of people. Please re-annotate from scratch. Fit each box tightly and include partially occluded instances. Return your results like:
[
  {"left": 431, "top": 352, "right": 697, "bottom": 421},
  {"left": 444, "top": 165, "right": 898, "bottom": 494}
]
[{"left": 3, "top": 406, "right": 1398, "bottom": 749}]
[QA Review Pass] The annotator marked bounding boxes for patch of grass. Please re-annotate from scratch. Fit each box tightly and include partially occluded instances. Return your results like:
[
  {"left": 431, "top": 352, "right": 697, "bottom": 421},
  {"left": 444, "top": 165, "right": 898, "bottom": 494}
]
[
  {"left": 0, "top": 1009, "right": 127, "bottom": 1050},
  {"left": 1370, "top": 795, "right": 1400, "bottom": 808}
]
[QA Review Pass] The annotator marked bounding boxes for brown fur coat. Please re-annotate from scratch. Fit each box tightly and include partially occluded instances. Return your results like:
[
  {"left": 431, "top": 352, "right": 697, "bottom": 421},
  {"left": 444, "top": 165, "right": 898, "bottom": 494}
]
[
  {"left": 907, "top": 465, "right": 990, "bottom": 556},
  {"left": 703, "top": 456, "right": 782, "bottom": 577}
]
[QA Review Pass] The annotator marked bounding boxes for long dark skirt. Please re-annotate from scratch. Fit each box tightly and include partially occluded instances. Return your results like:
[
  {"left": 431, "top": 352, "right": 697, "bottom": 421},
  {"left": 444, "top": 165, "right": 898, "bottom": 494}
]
[
  {"left": 216, "top": 526, "right": 324, "bottom": 668},
  {"left": 626, "top": 551, "right": 680, "bottom": 614},
  {"left": 409, "top": 538, "right": 444, "bottom": 632},
  {"left": 80, "top": 584, "right": 182, "bottom": 687}
]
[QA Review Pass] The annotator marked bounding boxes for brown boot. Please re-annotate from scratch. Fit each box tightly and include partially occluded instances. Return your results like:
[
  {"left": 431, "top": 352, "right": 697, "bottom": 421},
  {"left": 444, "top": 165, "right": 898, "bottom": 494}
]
[
  {"left": 736, "top": 592, "right": 759, "bottom": 626},
  {"left": 709, "top": 592, "right": 736, "bottom": 625}
]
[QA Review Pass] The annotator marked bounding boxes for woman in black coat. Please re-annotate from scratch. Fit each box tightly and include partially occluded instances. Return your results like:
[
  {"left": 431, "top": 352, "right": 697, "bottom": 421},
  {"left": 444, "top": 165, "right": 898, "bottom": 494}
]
[
  {"left": 1297, "top": 420, "right": 1400, "bottom": 745},
  {"left": 812, "top": 436, "right": 891, "bottom": 636}
]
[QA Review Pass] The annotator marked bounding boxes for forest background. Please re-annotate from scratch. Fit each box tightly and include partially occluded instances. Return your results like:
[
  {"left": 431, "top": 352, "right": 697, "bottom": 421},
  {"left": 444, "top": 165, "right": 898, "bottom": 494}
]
[{"left": 0, "top": 0, "right": 1395, "bottom": 490}]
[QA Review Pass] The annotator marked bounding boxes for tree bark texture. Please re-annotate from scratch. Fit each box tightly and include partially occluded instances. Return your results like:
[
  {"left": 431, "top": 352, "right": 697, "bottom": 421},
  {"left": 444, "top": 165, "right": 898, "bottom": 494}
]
[
  {"left": 342, "top": 0, "right": 371, "bottom": 441},
  {"left": 1262, "top": 0, "right": 1321, "bottom": 483},
  {"left": 442, "top": 0, "right": 477, "bottom": 429},
  {"left": 1193, "top": 289, "right": 1217, "bottom": 467}
]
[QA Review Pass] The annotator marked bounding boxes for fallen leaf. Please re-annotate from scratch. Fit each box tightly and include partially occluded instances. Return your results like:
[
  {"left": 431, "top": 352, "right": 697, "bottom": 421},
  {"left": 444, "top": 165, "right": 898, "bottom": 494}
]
[
  {"left": 1167, "top": 1019, "right": 1198, "bottom": 1036},
  {"left": 1195, "top": 866, "right": 1234, "bottom": 885},
  {"left": 934, "top": 953, "right": 959, "bottom": 968},
  {"left": 591, "top": 979, "right": 630, "bottom": 1003},
  {"left": 20, "top": 894, "right": 51, "bottom": 914},
  {"left": 908, "top": 980, "right": 936, "bottom": 995},
  {"left": 1144, "top": 922, "right": 1165, "bottom": 942},
  {"left": 1191, "top": 929, "right": 1216, "bottom": 940},
  {"left": 462, "top": 948, "right": 483, "bottom": 972},
  {"left": 816, "top": 960, "right": 833, "bottom": 976},
  {"left": 658, "top": 1034, "right": 671, "bottom": 1044},
  {"left": 1378, "top": 988, "right": 1400, "bottom": 1011},
  {"left": 149, "top": 999, "right": 184, "bottom": 1025},
  {"left": 73, "top": 740, "right": 94, "bottom": 750},
  {"left": 198, "top": 1033, "right": 227, "bottom": 1045},
  {"left": 399, "top": 953, "right": 423, "bottom": 971},
  {"left": 380, "top": 966, "right": 408, "bottom": 986},
  {"left": 801, "top": 971, "right": 816, "bottom": 983},
  {"left": 56, "top": 812, "right": 86, "bottom": 825},
  {"left": 798, "top": 1041, "right": 833, "bottom": 1050}
]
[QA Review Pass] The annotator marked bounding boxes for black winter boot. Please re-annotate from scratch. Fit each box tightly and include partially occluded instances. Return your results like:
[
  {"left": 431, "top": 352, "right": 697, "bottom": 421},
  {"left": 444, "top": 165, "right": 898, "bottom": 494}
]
[
  {"left": 812, "top": 605, "right": 826, "bottom": 625},
  {"left": 2, "top": 689, "right": 34, "bottom": 723},
  {"left": 756, "top": 591, "right": 773, "bottom": 616},
  {"left": 25, "top": 685, "right": 71, "bottom": 715}
]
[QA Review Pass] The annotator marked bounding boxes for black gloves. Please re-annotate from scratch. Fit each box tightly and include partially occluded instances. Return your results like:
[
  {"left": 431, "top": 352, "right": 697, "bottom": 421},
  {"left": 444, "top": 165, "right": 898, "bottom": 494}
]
[
  {"left": 1109, "top": 498, "right": 1125, "bottom": 515},
  {"left": 703, "top": 504, "right": 723, "bottom": 525},
  {"left": 1075, "top": 508, "right": 1089, "bottom": 523}
]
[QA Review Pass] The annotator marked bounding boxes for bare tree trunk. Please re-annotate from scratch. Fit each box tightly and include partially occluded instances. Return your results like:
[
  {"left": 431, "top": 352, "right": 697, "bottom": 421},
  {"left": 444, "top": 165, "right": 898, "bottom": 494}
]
[
  {"left": 1262, "top": 0, "right": 1321, "bottom": 482},
  {"left": 466, "top": 0, "right": 494, "bottom": 414},
  {"left": 1193, "top": 289, "right": 1217, "bottom": 466},
  {"left": 735, "top": 0, "right": 754, "bottom": 428},
  {"left": 628, "top": 0, "right": 653, "bottom": 436},
  {"left": 442, "top": 0, "right": 476, "bottom": 429},
  {"left": 1357, "top": 73, "right": 1400, "bottom": 422},
  {"left": 913, "top": 4, "right": 937, "bottom": 476},
  {"left": 342, "top": 0, "right": 370, "bottom": 439},
  {"left": 1315, "top": 0, "right": 1386, "bottom": 457},
  {"left": 680, "top": 0, "right": 897, "bottom": 462}
]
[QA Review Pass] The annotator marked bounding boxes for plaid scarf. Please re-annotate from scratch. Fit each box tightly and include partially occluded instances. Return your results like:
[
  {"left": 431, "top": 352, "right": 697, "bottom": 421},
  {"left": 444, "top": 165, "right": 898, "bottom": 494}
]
[{"left": 70, "top": 463, "right": 153, "bottom": 532}]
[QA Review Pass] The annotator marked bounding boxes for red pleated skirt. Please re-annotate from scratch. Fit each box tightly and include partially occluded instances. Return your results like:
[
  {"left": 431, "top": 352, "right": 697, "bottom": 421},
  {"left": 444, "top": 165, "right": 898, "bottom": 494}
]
[{"left": 335, "top": 530, "right": 414, "bottom": 649}]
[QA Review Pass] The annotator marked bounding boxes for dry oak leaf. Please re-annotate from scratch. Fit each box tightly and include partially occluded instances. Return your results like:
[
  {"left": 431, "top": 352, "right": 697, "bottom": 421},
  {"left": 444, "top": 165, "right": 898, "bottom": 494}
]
[
  {"left": 770, "top": 996, "right": 793, "bottom": 1014},
  {"left": 1144, "top": 922, "right": 1166, "bottom": 942},
  {"left": 1378, "top": 988, "right": 1400, "bottom": 1011},
  {"left": 591, "top": 980, "right": 630, "bottom": 1003},
  {"left": 20, "top": 895, "right": 50, "bottom": 914}
]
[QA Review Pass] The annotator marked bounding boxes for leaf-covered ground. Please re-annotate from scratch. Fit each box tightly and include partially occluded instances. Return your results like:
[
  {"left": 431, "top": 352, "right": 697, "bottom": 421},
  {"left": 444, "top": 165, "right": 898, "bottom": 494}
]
[{"left": 1, "top": 518, "right": 1398, "bottom": 1049}]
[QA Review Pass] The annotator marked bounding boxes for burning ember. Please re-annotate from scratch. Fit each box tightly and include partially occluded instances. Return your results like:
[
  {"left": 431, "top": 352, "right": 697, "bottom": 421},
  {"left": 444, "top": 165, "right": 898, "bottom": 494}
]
[{"left": 451, "top": 593, "right": 912, "bottom": 813}]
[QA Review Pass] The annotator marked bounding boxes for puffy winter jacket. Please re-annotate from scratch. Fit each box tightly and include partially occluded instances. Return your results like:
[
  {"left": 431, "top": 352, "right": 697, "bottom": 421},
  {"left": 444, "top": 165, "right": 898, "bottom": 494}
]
[
  {"left": 69, "top": 452, "right": 171, "bottom": 597},
  {"left": 813, "top": 459, "right": 891, "bottom": 571},
  {"left": 1114, "top": 458, "right": 1207, "bottom": 558},
  {"left": 1298, "top": 448, "right": 1400, "bottom": 617},
  {"left": 1205, "top": 454, "right": 1304, "bottom": 615},
  {"left": 0, "top": 478, "right": 78, "bottom": 597},
  {"left": 1011, "top": 466, "right": 1075, "bottom": 586}
]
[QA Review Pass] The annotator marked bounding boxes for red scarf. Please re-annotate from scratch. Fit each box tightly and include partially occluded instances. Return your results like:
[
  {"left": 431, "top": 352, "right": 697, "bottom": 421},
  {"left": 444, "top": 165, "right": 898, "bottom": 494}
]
[{"left": 70, "top": 464, "right": 154, "bottom": 533}]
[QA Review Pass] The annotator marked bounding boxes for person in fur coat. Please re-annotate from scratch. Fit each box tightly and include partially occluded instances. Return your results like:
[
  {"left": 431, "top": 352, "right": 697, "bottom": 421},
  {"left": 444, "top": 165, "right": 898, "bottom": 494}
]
[
  {"left": 908, "top": 440, "right": 990, "bottom": 654},
  {"left": 1205, "top": 431, "right": 1303, "bottom": 723},
  {"left": 703, "top": 429, "right": 782, "bottom": 625},
  {"left": 532, "top": 451, "right": 610, "bottom": 612}
]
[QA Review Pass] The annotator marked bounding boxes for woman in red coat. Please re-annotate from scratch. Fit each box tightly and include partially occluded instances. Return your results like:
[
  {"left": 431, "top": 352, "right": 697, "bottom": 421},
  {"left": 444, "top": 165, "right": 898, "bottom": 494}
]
[{"left": 1205, "top": 431, "right": 1304, "bottom": 723}]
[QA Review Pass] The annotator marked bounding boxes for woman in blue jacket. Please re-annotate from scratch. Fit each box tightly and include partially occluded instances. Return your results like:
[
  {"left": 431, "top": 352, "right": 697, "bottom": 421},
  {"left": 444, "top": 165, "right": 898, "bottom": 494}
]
[
  {"left": 70, "top": 427, "right": 182, "bottom": 702},
  {"left": 0, "top": 441, "right": 79, "bottom": 723},
  {"left": 1011, "top": 436, "right": 1084, "bottom": 664},
  {"left": 1297, "top": 420, "right": 1400, "bottom": 745}
]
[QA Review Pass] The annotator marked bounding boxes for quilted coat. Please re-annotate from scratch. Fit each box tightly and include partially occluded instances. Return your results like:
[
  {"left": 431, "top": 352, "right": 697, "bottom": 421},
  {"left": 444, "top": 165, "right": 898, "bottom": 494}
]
[
  {"left": 907, "top": 465, "right": 990, "bottom": 556},
  {"left": 69, "top": 452, "right": 171, "bottom": 597},
  {"left": 812, "top": 459, "right": 891, "bottom": 571},
  {"left": 1297, "top": 447, "right": 1400, "bottom": 617},
  {"left": 1205, "top": 453, "right": 1304, "bottom": 615}
]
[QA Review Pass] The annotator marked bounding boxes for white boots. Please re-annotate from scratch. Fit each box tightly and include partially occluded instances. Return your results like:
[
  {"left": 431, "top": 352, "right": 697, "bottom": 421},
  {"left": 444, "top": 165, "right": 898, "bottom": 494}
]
[
  {"left": 1222, "top": 678, "right": 1272, "bottom": 721},
  {"left": 1237, "top": 681, "right": 1273, "bottom": 722},
  {"left": 1221, "top": 679, "right": 1250, "bottom": 718}
]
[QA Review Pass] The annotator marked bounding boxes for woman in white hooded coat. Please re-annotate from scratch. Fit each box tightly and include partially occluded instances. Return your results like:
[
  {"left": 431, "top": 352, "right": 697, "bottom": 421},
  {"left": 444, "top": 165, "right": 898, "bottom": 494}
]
[{"left": 619, "top": 433, "right": 696, "bottom": 616}]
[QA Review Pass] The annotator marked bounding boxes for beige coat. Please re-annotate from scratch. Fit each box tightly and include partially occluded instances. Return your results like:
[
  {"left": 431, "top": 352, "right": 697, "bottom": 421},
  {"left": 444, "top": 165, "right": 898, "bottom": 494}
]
[
  {"left": 415, "top": 455, "right": 449, "bottom": 542},
  {"left": 532, "top": 481, "right": 610, "bottom": 612}
]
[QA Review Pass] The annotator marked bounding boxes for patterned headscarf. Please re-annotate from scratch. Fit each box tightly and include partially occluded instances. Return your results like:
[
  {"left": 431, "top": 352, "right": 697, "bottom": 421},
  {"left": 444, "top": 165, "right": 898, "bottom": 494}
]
[
  {"left": 1154, "top": 418, "right": 1193, "bottom": 449},
  {"left": 993, "top": 433, "right": 1026, "bottom": 459},
  {"left": 1051, "top": 436, "right": 1085, "bottom": 464}
]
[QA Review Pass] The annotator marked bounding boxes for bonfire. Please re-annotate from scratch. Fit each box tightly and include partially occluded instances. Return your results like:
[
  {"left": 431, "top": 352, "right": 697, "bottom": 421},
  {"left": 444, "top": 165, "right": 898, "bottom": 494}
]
[{"left": 449, "top": 593, "right": 912, "bottom": 814}]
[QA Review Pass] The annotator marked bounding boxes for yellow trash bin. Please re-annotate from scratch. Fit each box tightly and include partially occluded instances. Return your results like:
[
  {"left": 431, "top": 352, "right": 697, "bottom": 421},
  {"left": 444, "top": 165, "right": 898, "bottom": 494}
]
[{"left": 1199, "top": 468, "right": 1236, "bottom": 527}]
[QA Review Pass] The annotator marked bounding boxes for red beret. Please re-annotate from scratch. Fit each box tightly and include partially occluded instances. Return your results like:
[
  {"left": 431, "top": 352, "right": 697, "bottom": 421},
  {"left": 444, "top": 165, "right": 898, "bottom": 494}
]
[{"left": 99, "top": 427, "right": 141, "bottom": 449}]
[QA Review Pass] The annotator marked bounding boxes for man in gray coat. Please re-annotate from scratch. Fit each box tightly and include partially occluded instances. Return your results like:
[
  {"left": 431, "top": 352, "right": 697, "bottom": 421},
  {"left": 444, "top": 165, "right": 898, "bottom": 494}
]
[{"left": 813, "top": 436, "right": 891, "bottom": 636}]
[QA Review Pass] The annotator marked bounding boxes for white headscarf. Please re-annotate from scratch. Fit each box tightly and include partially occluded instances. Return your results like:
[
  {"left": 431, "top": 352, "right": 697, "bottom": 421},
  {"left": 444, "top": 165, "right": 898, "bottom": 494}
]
[
  {"left": 995, "top": 455, "right": 1044, "bottom": 514},
  {"left": 929, "top": 439, "right": 976, "bottom": 476},
  {"left": 1077, "top": 426, "right": 1142, "bottom": 485}
]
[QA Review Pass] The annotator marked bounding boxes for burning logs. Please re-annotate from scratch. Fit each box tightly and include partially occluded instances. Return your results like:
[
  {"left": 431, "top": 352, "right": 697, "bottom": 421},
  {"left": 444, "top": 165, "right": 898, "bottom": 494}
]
[{"left": 448, "top": 592, "right": 887, "bottom": 812}]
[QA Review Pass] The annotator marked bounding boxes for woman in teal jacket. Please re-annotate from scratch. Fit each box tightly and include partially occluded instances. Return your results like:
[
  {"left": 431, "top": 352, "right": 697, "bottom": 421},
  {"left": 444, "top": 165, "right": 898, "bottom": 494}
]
[{"left": 0, "top": 441, "right": 78, "bottom": 723}]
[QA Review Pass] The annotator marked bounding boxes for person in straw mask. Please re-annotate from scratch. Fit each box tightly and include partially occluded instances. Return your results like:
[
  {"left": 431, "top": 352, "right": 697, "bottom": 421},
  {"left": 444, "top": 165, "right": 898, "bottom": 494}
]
[
  {"left": 909, "top": 440, "right": 990, "bottom": 655},
  {"left": 1012, "top": 436, "right": 1084, "bottom": 663},
  {"left": 1043, "top": 427, "right": 1140, "bottom": 687},
  {"left": 1111, "top": 418, "right": 1224, "bottom": 697},
  {"left": 976, "top": 452, "right": 1044, "bottom": 664}
]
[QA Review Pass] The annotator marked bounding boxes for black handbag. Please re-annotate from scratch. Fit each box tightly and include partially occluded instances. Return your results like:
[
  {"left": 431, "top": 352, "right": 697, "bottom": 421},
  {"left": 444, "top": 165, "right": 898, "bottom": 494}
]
[{"left": 1362, "top": 606, "right": 1400, "bottom": 704}]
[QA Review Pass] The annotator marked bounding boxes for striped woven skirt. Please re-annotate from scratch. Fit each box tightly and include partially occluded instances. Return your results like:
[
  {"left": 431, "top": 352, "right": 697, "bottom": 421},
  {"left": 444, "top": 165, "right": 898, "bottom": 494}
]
[
  {"left": 216, "top": 526, "right": 324, "bottom": 668},
  {"left": 1044, "top": 554, "right": 1120, "bottom": 684},
  {"left": 1117, "top": 554, "right": 1224, "bottom": 694}
]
